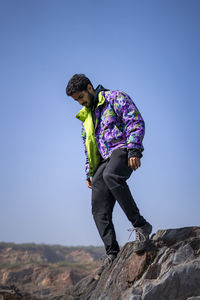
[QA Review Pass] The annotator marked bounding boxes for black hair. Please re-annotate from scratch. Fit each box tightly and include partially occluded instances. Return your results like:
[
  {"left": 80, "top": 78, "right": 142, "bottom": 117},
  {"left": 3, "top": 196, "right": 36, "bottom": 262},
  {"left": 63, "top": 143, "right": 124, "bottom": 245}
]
[{"left": 66, "top": 74, "right": 93, "bottom": 96}]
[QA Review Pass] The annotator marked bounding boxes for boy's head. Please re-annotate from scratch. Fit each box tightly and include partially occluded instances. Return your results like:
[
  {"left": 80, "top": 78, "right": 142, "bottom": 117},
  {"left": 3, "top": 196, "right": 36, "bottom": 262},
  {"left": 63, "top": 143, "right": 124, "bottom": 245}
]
[{"left": 66, "top": 74, "right": 95, "bottom": 108}]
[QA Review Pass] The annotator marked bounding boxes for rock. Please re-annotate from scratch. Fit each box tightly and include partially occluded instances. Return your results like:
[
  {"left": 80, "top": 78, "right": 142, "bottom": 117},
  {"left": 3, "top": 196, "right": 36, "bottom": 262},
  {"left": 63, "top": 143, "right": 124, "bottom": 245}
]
[{"left": 65, "top": 226, "right": 200, "bottom": 300}]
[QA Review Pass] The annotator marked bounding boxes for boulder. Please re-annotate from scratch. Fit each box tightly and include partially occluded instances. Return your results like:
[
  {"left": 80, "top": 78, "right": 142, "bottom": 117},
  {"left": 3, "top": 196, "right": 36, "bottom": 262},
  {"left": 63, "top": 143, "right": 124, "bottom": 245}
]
[{"left": 65, "top": 226, "right": 200, "bottom": 300}]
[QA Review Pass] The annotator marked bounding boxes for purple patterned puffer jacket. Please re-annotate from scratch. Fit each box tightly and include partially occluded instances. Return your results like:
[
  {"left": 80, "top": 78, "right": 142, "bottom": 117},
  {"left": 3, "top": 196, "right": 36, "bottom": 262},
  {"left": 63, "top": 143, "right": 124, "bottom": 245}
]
[{"left": 76, "top": 90, "right": 145, "bottom": 177}]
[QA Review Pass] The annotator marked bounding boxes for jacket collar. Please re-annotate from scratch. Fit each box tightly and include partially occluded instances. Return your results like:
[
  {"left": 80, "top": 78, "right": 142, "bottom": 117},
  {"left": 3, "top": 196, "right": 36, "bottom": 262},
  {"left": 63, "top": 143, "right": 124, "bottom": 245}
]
[{"left": 76, "top": 90, "right": 106, "bottom": 122}]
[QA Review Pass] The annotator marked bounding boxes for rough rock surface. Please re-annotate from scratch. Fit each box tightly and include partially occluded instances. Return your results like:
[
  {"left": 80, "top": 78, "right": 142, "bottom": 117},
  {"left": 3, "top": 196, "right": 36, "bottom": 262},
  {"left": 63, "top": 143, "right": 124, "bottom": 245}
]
[{"left": 62, "top": 226, "right": 200, "bottom": 300}]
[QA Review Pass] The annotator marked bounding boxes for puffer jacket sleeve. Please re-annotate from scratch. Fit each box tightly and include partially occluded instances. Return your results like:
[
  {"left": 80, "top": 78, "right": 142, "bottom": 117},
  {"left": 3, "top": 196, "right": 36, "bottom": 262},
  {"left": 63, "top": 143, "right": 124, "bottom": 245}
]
[
  {"left": 81, "top": 125, "right": 90, "bottom": 177},
  {"left": 112, "top": 91, "right": 145, "bottom": 151}
]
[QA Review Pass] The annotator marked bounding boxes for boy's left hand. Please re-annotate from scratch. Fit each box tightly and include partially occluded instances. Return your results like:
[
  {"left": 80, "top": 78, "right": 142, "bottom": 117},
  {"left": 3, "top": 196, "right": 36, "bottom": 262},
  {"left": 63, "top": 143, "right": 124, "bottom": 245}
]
[{"left": 128, "top": 157, "right": 141, "bottom": 170}]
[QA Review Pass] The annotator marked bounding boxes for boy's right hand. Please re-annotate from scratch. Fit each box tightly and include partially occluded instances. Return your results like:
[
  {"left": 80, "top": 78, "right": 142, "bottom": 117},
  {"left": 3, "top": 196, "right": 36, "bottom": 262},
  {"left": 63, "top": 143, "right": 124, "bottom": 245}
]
[{"left": 86, "top": 177, "right": 92, "bottom": 189}]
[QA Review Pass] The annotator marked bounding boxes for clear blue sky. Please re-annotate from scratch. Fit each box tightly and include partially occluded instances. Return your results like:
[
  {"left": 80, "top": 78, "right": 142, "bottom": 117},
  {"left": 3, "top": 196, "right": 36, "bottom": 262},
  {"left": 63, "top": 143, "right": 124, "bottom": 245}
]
[{"left": 0, "top": 0, "right": 199, "bottom": 247}]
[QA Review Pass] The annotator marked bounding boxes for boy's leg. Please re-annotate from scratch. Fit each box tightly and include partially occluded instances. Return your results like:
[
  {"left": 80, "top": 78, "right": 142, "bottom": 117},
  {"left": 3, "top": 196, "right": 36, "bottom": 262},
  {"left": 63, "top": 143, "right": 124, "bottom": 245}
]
[
  {"left": 103, "top": 149, "right": 146, "bottom": 227},
  {"left": 92, "top": 161, "right": 120, "bottom": 256}
]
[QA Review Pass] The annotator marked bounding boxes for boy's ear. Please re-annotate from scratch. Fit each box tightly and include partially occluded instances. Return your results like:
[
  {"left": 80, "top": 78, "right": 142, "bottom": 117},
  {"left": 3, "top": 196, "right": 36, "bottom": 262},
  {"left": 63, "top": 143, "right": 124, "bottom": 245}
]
[{"left": 87, "top": 84, "right": 94, "bottom": 93}]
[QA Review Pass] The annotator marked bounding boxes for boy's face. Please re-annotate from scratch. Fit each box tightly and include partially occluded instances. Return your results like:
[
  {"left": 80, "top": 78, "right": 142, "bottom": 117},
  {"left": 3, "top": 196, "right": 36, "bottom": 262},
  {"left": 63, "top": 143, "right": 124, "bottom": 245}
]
[{"left": 72, "top": 85, "right": 95, "bottom": 108}]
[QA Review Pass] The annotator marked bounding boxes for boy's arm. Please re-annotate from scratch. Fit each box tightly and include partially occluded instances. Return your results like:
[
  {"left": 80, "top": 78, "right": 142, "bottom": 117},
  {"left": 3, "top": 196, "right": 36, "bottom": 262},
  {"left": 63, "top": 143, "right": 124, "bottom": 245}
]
[
  {"left": 81, "top": 126, "right": 93, "bottom": 188},
  {"left": 81, "top": 126, "right": 90, "bottom": 177},
  {"left": 112, "top": 91, "right": 145, "bottom": 153},
  {"left": 111, "top": 91, "right": 145, "bottom": 170}
]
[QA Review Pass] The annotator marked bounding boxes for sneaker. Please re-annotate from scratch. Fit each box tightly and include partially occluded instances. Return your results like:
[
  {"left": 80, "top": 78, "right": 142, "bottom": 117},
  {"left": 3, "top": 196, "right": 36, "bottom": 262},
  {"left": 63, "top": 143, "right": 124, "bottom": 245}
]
[
  {"left": 96, "top": 254, "right": 117, "bottom": 276},
  {"left": 129, "top": 222, "right": 152, "bottom": 254}
]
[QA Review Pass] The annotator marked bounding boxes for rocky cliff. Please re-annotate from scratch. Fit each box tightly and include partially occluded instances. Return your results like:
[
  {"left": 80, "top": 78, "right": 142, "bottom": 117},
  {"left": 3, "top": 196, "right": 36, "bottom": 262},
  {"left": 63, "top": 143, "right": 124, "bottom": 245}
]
[{"left": 62, "top": 226, "right": 200, "bottom": 300}]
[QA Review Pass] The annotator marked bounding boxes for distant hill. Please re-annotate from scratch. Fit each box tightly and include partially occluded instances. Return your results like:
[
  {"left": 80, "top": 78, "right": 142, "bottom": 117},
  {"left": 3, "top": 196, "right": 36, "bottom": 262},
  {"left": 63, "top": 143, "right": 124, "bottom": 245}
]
[
  {"left": 0, "top": 242, "right": 104, "bottom": 299},
  {"left": 0, "top": 242, "right": 104, "bottom": 265}
]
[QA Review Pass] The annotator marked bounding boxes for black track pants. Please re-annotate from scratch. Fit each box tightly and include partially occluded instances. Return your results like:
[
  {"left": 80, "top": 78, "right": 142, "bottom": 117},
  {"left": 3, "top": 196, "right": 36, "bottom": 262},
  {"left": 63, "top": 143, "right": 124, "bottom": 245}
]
[{"left": 91, "top": 148, "right": 146, "bottom": 255}]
